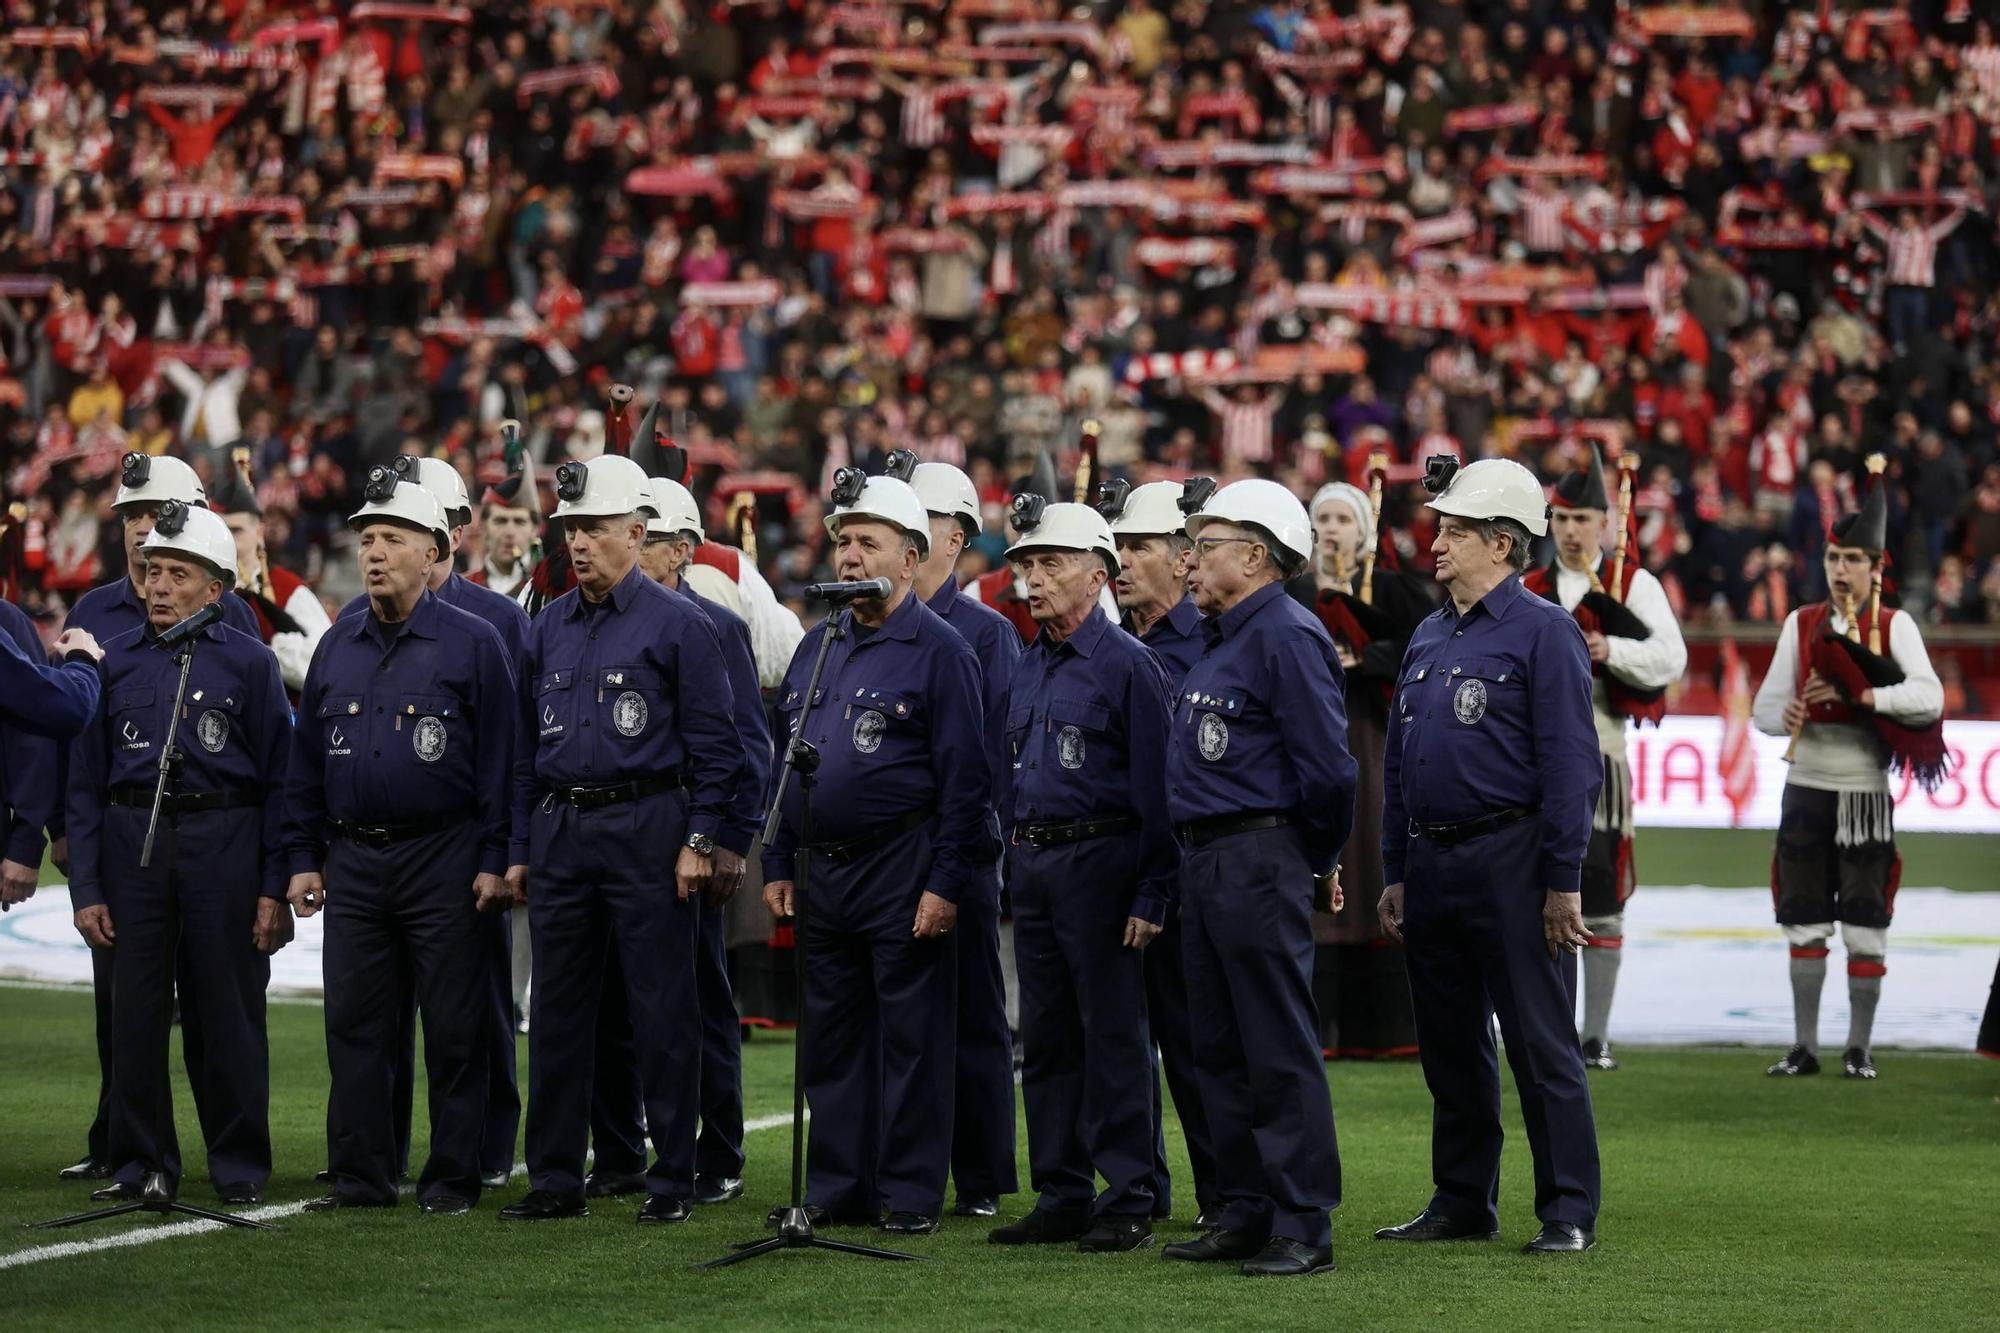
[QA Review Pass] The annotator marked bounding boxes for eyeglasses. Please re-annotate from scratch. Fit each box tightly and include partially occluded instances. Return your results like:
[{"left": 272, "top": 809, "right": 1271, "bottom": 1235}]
[{"left": 1193, "top": 536, "right": 1258, "bottom": 560}]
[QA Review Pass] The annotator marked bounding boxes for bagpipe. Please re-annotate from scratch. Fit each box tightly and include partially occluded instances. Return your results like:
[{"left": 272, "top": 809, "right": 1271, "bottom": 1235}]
[
  {"left": 1312, "top": 449, "right": 1397, "bottom": 661},
  {"left": 1789, "top": 588, "right": 1951, "bottom": 794}
]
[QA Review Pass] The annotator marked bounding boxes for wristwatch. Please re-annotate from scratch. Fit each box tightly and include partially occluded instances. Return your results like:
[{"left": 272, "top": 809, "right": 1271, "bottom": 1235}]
[{"left": 685, "top": 833, "right": 716, "bottom": 857}]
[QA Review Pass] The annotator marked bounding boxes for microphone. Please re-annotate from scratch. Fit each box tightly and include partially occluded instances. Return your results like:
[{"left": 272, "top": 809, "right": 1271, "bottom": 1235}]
[
  {"left": 805, "top": 577, "right": 893, "bottom": 602},
  {"left": 156, "top": 601, "right": 224, "bottom": 651}
]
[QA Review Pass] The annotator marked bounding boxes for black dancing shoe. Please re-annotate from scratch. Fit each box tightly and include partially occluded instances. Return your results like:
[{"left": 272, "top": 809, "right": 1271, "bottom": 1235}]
[
  {"left": 215, "top": 1183, "right": 263, "bottom": 1205},
  {"left": 497, "top": 1190, "right": 587, "bottom": 1221},
  {"left": 1522, "top": 1222, "right": 1595, "bottom": 1253},
  {"left": 880, "top": 1211, "right": 940, "bottom": 1235},
  {"left": 1842, "top": 1046, "right": 1878, "bottom": 1079},
  {"left": 582, "top": 1169, "right": 647, "bottom": 1199},
  {"left": 988, "top": 1209, "right": 1091, "bottom": 1245},
  {"left": 1766, "top": 1045, "right": 1821, "bottom": 1076},
  {"left": 1161, "top": 1230, "right": 1264, "bottom": 1263},
  {"left": 58, "top": 1156, "right": 113, "bottom": 1181},
  {"left": 419, "top": 1194, "right": 472, "bottom": 1216},
  {"left": 1077, "top": 1218, "right": 1154, "bottom": 1253},
  {"left": 695, "top": 1174, "right": 744, "bottom": 1205},
  {"left": 1580, "top": 1038, "right": 1619, "bottom": 1071},
  {"left": 1373, "top": 1208, "right": 1500, "bottom": 1242},
  {"left": 1239, "top": 1238, "right": 1336, "bottom": 1277},
  {"left": 952, "top": 1195, "right": 998, "bottom": 1218},
  {"left": 637, "top": 1195, "right": 693, "bottom": 1225}
]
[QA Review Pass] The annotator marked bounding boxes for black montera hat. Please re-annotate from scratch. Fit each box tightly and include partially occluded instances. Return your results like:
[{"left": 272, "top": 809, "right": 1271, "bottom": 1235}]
[{"left": 1551, "top": 446, "right": 1610, "bottom": 511}]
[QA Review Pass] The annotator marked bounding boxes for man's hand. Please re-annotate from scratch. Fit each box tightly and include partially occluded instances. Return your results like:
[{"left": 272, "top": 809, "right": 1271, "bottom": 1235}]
[
  {"left": 1122, "top": 917, "right": 1161, "bottom": 950},
  {"left": 1543, "top": 889, "right": 1587, "bottom": 960},
  {"left": 1378, "top": 882, "right": 1404, "bottom": 943},
  {"left": 675, "top": 846, "right": 713, "bottom": 903},
  {"left": 50, "top": 836, "right": 69, "bottom": 877},
  {"left": 504, "top": 864, "right": 528, "bottom": 906},
  {"left": 473, "top": 872, "right": 514, "bottom": 913},
  {"left": 1585, "top": 631, "right": 1611, "bottom": 664},
  {"left": 252, "top": 898, "right": 293, "bottom": 954},
  {"left": 1314, "top": 869, "right": 1343, "bottom": 915},
  {"left": 763, "top": 879, "right": 795, "bottom": 919},
  {"left": 74, "top": 904, "right": 114, "bottom": 949},
  {"left": 1, "top": 858, "right": 38, "bottom": 909},
  {"left": 913, "top": 891, "right": 957, "bottom": 941},
  {"left": 288, "top": 871, "right": 325, "bottom": 918},
  {"left": 708, "top": 848, "right": 747, "bottom": 905},
  {"left": 52, "top": 628, "right": 103, "bottom": 663}
]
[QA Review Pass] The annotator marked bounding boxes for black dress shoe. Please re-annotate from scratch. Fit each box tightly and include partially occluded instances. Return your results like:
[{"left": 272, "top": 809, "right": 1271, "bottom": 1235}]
[
  {"left": 988, "top": 1209, "right": 1091, "bottom": 1245},
  {"left": 769, "top": 1204, "right": 877, "bottom": 1228},
  {"left": 637, "top": 1195, "right": 694, "bottom": 1225},
  {"left": 498, "top": 1190, "right": 587, "bottom": 1221},
  {"left": 1767, "top": 1045, "right": 1820, "bottom": 1076},
  {"left": 420, "top": 1194, "right": 473, "bottom": 1216},
  {"left": 314, "top": 1168, "right": 333, "bottom": 1184},
  {"left": 301, "top": 1194, "right": 396, "bottom": 1213},
  {"left": 583, "top": 1169, "right": 647, "bottom": 1199},
  {"left": 695, "top": 1174, "right": 743, "bottom": 1205},
  {"left": 1240, "top": 1238, "right": 1336, "bottom": 1277},
  {"left": 1580, "top": 1038, "right": 1619, "bottom": 1071},
  {"left": 58, "top": 1157, "right": 113, "bottom": 1181},
  {"left": 216, "top": 1184, "right": 263, "bottom": 1205},
  {"left": 880, "top": 1211, "right": 940, "bottom": 1234},
  {"left": 1077, "top": 1217, "right": 1154, "bottom": 1253},
  {"left": 1523, "top": 1222, "right": 1595, "bottom": 1253},
  {"left": 1191, "top": 1209, "right": 1220, "bottom": 1232},
  {"left": 1162, "top": 1230, "right": 1264, "bottom": 1262},
  {"left": 953, "top": 1195, "right": 998, "bottom": 1217},
  {"left": 1374, "top": 1208, "right": 1500, "bottom": 1242},
  {"left": 481, "top": 1170, "right": 511, "bottom": 1191},
  {"left": 1842, "top": 1046, "right": 1878, "bottom": 1079},
  {"left": 89, "top": 1181, "right": 142, "bottom": 1203}
]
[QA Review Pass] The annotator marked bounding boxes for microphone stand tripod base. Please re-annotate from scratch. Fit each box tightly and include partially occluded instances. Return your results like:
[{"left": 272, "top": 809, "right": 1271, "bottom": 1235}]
[
  {"left": 700, "top": 1207, "right": 921, "bottom": 1269},
  {"left": 26, "top": 1171, "right": 277, "bottom": 1232}
]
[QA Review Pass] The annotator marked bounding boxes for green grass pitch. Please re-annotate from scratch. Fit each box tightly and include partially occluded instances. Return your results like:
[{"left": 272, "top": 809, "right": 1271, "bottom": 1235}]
[{"left": 2, "top": 987, "right": 1996, "bottom": 1331}]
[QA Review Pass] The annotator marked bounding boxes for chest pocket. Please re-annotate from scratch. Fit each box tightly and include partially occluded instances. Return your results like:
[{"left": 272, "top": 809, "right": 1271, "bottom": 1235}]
[
  {"left": 598, "top": 664, "right": 661, "bottom": 739},
  {"left": 535, "top": 668, "right": 575, "bottom": 737},
  {"left": 109, "top": 682, "right": 157, "bottom": 749},
  {"left": 777, "top": 686, "right": 823, "bottom": 740},
  {"left": 843, "top": 691, "right": 917, "bottom": 756},
  {"left": 318, "top": 693, "right": 362, "bottom": 755},
  {"left": 398, "top": 693, "right": 459, "bottom": 764},
  {"left": 1396, "top": 661, "right": 1434, "bottom": 720},
  {"left": 1181, "top": 690, "right": 1244, "bottom": 763},
  {"left": 1005, "top": 703, "right": 1033, "bottom": 764},
  {"left": 1441, "top": 655, "right": 1515, "bottom": 727},
  {"left": 1045, "top": 697, "right": 1109, "bottom": 772},
  {"left": 186, "top": 688, "right": 245, "bottom": 756}
]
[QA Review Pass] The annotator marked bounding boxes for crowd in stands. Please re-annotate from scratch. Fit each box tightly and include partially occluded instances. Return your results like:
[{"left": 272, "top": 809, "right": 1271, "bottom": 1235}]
[{"left": 5, "top": 0, "right": 2000, "bottom": 631}]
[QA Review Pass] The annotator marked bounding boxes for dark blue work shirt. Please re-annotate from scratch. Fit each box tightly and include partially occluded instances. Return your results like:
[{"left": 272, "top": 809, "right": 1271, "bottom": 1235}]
[
  {"left": 286, "top": 591, "right": 518, "bottom": 877},
  {"left": 0, "top": 600, "right": 64, "bottom": 865},
  {"left": 1381, "top": 574, "right": 1601, "bottom": 892},
  {"left": 67, "top": 575, "right": 261, "bottom": 645},
  {"left": 763, "top": 589, "right": 987, "bottom": 903},
  {"left": 67, "top": 621, "right": 290, "bottom": 908},
  {"left": 1164, "top": 580, "right": 1357, "bottom": 877},
  {"left": 682, "top": 581, "right": 770, "bottom": 857},
  {"left": 929, "top": 578, "right": 1019, "bottom": 869},
  {"left": 1129, "top": 595, "right": 1204, "bottom": 694},
  {"left": 1005, "top": 605, "right": 1178, "bottom": 922},
  {"left": 342, "top": 571, "right": 528, "bottom": 674},
  {"left": 515, "top": 564, "right": 745, "bottom": 861}
]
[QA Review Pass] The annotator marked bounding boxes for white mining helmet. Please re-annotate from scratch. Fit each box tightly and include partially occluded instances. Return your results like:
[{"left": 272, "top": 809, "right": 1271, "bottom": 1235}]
[
  {"left": 113, "top": 453, "right": 208, "bottom": 511},
  {"left": 645, "top": 478, "right": 706, "bottom": 541},
  {"left": 349, "top": 470, "right": 452, "bottom": 558},
  {"left": 396, "top": 454, "right": 472, "bottom": 526},
  {"left": 551, "top": 454, "right": 653, "bottom": 521},
  {"left": 823, "top": 474, "right": 932, "bottom": 557},
  {"left": 1424, "top": 457, "right": 1550, "bottom": 536},
  {"left": 910, "top": 462, "right": 981, "bottom": 542},
  {"left": 1007, "top": 500, "right": 1120, "bottom": 577},
  {"left": 1103, "top": 479, "right": 1191, "bottom": 538},
  {"left": 1184, "top": 478, "right": 1313, "bottom": 566},
  {"left": 138, "top": 502, "right": 238, "bottom": 586}
]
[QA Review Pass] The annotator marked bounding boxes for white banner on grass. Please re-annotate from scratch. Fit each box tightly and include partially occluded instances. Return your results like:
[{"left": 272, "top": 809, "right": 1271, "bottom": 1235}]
[{"left": 1632, "top": 717, "right": 2000, "bottom": 833}]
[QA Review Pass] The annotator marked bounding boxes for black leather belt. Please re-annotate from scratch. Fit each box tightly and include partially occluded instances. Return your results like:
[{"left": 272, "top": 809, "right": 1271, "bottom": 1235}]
[
  {"left": 548, "top": 772, "right": 682, "bottom": 811},
  {"left": 806, "top": 806, "right": 934, "bottom": 865},
  {"left": 108, "top": 785, "right": 258, "bottom": 814},
  {"left": 330, "top": 816, "right": 468, "bottom": 849},
  {"left": 1176, "top": 812, "right": 1290, "bottom": 847},
  {"left": 1016, "top": 814, "right": 1138, "bottom": 847},
  {"left": 1410, "top": 804, "right": 1537, "bottom": 848}
]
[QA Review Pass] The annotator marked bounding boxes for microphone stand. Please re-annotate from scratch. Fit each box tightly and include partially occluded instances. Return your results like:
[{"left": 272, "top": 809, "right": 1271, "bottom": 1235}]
[
  {"left": 30, "top": 624, "right": 274, "bottom": 1233},
  {"left": 701, "top": 606, "right": 918, "bottom": 1269}
]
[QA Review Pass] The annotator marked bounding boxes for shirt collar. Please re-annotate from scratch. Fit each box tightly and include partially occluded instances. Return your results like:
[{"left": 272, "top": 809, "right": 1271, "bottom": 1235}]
[
  {"left": 1039, "top": 603, "right": 1109, "bottom": 658},
  {"left": 348, "top": 588, "right": 442, "bottom": 641},
  {"left": 1447, "top": 573, "right": 1527, "bottom": 623},
  {"left": 924, "top": 578, "right": 959, "bottom": 618},
  {"left": 565, "top": 563, "right": 647, "bottom": 619},
  {"left": 1205, "top": 579, "right": 1287, "bottom": 645},
  {"left": 1163, "top": 594, "right": 1202, "bottom": 638},
  {"left": 848, "top": 586, "right": 924, "bottom": 643}
]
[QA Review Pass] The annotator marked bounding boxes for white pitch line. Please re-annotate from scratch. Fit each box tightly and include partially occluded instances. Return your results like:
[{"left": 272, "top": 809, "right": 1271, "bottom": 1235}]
[{"left": 2, "top": 1113, "right": 809, "bottom": 1272}]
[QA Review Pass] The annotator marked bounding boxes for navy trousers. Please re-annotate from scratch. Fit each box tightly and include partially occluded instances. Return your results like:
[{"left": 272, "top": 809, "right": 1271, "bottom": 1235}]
[
  {"left": 798, "top": 821, "right": 957, "bottom": 1218},
  {"left": 385, "top": 908, "right": 521, "bottom": 1180},
  {"left": 1011, "top": 836, "right": 1155, "bottom": 1217},
  {"left": 949, "top": 877, "right": 1019, "bottom": 1201},
  {"left": 101, "top": 806, "right": 271, "bottom": 1194},
  {"left": 1179, "top": 825, "right": 1341, "bottom": 1248},
  {"left": 84, "top": 942, "right": 113, "bottom": 1161},
  {"left": 322, "top": 821, "right": 489, "bottom": 1206},
  {"left": 1144, "top": 907, "right": 1218, "bottom": 1219},
  {"left": 1402, "top": 816, "right": 1600, "bottom": 1230},
  {"left": 589, "top": 895, "right": 745, "bottom": 1181},
  {"left": 526, "top": 789, "right": 698, "bottom": 1202}
]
